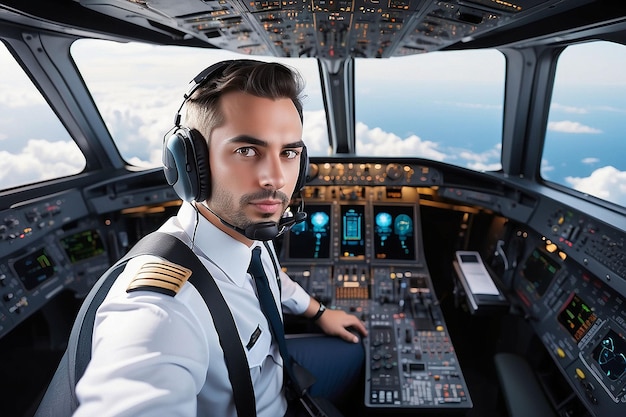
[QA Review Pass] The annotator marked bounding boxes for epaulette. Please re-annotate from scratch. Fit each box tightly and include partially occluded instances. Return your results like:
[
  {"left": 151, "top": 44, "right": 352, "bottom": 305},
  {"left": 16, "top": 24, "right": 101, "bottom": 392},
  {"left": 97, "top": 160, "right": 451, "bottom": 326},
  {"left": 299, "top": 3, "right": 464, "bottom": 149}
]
[{"left": 126, "top": 260, "right": 192, "bottom": 297}]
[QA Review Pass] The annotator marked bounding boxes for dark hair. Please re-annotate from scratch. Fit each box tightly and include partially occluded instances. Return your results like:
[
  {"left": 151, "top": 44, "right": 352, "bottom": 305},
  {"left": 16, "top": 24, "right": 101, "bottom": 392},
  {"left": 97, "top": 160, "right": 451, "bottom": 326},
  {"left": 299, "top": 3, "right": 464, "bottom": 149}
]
[{"left": 183, "top": 60, "right": 304, "bottom": 138}]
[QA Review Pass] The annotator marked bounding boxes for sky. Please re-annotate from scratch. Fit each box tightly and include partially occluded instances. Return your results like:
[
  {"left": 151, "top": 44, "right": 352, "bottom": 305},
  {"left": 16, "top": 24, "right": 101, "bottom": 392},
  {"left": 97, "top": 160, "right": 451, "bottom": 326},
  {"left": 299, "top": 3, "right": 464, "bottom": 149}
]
[{"left": 0, "top": 39, "right": 625, "bottom": 207}]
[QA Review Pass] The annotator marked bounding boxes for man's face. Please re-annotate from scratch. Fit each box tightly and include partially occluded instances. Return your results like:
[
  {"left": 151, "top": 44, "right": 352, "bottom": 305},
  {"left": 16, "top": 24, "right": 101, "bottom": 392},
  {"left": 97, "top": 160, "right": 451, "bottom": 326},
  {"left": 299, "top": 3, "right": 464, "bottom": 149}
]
[{"left": 206, "top": 91, "right": 304, "bottom": 233}]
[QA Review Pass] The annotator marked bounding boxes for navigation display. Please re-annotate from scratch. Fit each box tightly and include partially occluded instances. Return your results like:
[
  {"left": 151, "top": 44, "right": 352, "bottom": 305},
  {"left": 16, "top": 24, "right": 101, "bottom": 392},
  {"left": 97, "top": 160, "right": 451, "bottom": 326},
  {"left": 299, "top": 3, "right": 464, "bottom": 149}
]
[
  {"left": 593, "top": 329, "right": 626, "bottom": 383},
  {"left": 340, "top": 205, "right": 365, "bottom": 258},
  {"left": 373, "top": 205, "right": 416, "bottom": 261},
  {"left": 581, "top": 321, "right": 626, "bottom": 401},
  {"left": 287, "top": 204, "right": 331, "bottom": 259}
]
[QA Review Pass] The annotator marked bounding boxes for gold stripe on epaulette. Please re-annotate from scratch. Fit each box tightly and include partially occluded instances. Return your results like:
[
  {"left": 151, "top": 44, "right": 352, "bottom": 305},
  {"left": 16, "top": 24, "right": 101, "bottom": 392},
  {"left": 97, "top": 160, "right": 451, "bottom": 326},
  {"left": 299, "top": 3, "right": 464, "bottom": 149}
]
[{"left": 126, "top": 261, "right": 192, "bottom": 296}]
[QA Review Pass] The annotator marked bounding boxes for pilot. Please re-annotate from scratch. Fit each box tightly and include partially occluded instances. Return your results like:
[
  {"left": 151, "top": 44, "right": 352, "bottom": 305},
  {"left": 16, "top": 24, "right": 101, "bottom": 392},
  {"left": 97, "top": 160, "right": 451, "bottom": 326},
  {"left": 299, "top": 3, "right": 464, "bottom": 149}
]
[{"left": 73, "top": 60, "right": 367, "bottom": 417}]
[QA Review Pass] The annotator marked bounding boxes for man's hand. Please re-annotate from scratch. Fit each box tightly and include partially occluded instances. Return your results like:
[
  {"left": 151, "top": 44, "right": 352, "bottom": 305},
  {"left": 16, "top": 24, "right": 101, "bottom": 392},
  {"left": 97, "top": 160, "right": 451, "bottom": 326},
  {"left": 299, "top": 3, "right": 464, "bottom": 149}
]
[{"left": 315, "top": 308, "right": 368, "bottom": 343}]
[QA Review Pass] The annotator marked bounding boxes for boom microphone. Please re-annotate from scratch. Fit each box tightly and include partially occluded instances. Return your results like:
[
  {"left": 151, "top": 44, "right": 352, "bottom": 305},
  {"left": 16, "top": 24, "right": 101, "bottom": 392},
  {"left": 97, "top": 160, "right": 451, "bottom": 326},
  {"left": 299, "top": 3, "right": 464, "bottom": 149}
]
[{"left": 202, "top": 201, "right": 307, "bottom": 241}]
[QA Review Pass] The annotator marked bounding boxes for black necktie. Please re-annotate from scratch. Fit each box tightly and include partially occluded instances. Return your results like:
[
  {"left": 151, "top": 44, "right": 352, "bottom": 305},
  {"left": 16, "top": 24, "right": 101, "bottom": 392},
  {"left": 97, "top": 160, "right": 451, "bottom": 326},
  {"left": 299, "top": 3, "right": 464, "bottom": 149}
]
[{"left": 248, "top": 246, "right": 303, "bottom": 395}]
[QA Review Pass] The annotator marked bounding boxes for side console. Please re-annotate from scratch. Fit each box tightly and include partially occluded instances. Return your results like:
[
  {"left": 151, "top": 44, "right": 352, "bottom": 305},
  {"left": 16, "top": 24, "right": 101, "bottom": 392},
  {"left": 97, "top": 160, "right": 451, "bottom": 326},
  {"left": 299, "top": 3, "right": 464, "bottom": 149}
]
[
  {"left": 505, "top": 228, "right": 626, "bottom": 416},
  {"left": 0, "top": 190, "right": 111, "bottom": 339}
]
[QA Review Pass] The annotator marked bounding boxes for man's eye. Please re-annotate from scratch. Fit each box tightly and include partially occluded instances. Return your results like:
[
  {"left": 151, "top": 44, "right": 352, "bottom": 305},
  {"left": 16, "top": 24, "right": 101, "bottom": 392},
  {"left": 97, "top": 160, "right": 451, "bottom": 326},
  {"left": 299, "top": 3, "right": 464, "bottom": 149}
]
[
  {"left": 284, "top": 149, "right": 299, "bottom": 159},
  {"left": 236, "top": 147, "right": 257, "bottom": 157}
]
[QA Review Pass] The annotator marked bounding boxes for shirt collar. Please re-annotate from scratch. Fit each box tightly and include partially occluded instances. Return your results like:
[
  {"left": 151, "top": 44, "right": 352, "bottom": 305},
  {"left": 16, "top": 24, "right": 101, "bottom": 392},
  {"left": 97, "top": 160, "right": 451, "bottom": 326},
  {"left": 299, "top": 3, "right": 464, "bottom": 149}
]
[{"left": 177, "top": 202, "right": 259, "bottom": 287}]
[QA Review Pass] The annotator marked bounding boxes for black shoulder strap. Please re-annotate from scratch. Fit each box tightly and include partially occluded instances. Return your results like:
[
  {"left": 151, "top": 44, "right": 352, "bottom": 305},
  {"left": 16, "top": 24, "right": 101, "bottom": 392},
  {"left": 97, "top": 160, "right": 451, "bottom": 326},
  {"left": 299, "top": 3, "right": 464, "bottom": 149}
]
[
  {"left": 40, "top": 232, "right": 256, "bottom": 417},
  {"left": 144, "top": 233, "right": 256, "bottom": 417}
]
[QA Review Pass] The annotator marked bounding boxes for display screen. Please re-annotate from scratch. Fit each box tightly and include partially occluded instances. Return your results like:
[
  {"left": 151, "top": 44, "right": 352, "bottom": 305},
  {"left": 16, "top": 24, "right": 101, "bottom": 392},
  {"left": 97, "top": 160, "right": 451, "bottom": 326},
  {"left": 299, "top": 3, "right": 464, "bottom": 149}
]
[
  {"left": 581, "top": 322, "right": 626, "bottom": 400},
  {"left": 373, "top": 205, "right": 416, "bottom": 261},
  {"left": 593, "top": 329, "right": 626, "bottom": 382},
  {"left": 60, "top": 229, "right": 105, "bottom": 263},
  {"left": 340, "top": 205, "right": 365, "bottom": 258},
  {"left": 521, "top": 248, "right": 561, "bottom": 296},
  {"left": 287, "top": 204, "right": 331, "bottom": 259},
  {"left": 558, "top": 293, "right": 597, "bottom": 342},
  {"left": 13, "top": 248, "right": 57, "bottom": 290}
]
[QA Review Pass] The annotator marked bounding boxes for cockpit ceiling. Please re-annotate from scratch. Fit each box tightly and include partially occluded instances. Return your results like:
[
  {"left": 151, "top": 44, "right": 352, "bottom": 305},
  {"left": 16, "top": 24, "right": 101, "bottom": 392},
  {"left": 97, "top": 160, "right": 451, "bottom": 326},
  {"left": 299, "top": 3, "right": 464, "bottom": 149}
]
[{"left": 76, "top": 0, "right": 590, "bottom": 59}]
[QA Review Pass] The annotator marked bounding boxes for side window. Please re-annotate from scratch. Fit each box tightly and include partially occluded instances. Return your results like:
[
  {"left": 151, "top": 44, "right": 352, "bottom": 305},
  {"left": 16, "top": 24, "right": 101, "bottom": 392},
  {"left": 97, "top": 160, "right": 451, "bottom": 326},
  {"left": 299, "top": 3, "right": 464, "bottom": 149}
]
[
  {"left": 0, "top": 42, "right": 85, "bottom": 190},
  {"left": 543, "top": 41, "right": 626, "bottom": 207}
]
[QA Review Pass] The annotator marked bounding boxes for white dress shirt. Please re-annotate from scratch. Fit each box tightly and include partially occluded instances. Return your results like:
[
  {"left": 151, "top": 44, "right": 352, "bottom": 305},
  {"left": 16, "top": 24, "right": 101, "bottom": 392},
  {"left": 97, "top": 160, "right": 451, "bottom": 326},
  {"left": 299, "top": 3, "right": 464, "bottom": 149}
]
[{"left": 74, "top": 202, "right": 311, "bottom": 417}]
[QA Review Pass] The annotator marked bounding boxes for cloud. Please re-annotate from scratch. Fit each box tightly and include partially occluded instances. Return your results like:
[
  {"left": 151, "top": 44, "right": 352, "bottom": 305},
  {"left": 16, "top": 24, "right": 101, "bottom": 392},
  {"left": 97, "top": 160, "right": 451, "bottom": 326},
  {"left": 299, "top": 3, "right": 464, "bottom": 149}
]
[
  {"left": 99, "top": 103, "right": 172, "bottom": 166},
  {"left": 550, "top": 103, "right": 626, "bottom": 116},
  {"left": 0, "top": 48, "right": 49, "bottom": 108},
  {"left": 566, "top": 166, "right": 626, "bottom": 206},
  {"left": 582, "top": 157, "right": 599, "bottom": 164},
  {"left": 595, "top": 105, "right": 626, "bottom": 114},
  {"left": 0, "top": 139, "right": 85, "bottom": 189},
  {"left": 550, "top": 103, "right": 588, "bottom": 114},
  {"left": 355, "top": 122, "right": 447, "bottom": 160},
  {"left": 302, "top": 110, "right": 330, "bottom": 155},
  {"left": 541, "top": 158, "right": 555, "bottom": 174},
  {"left": 352, "top": 122, "right": 502, "bottom": 171},
  {"left": 547, "top": 120, "right": 602, "bottom": 134},
  {"left": 460, "top": 145, "right": 502, "bottom": 171}
]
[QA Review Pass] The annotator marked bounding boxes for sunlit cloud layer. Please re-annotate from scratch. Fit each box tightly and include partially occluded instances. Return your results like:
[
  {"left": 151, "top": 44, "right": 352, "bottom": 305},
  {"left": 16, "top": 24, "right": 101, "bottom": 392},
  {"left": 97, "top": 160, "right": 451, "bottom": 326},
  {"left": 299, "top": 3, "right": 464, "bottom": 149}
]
[
  {"left": 566, "top": 166, "right": 626, "bottom": 206},
  {"left": 0, "top": 139, "right": 85, "bottom": 188},
  {"left": 356, "top": 122, "right": 447, "bottom": 160},
  {"left": 1, "top": 105, "right": 625, "bottom": 207},
  {"left": 547, "top": 120, "right": 602, "bottom": 134}
]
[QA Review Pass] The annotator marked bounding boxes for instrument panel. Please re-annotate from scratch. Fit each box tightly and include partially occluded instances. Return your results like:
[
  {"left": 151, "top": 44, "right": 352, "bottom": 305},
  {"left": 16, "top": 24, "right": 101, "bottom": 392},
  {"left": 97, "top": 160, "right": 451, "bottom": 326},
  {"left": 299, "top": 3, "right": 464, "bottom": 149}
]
[
  {"left": 0, "top": 159, "right": 625, "bottom": 417},
  {"left": 281, "top": 181, "right": 474, "bottom": 412}
]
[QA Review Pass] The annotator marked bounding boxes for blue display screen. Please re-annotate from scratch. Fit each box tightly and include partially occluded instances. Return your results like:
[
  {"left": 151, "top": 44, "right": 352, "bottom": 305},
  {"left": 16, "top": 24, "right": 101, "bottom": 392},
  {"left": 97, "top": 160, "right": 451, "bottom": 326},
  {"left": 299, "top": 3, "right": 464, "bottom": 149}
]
[
  {"left": 373, "top": 205, "right": 416, "bottom": 261},
  {"left": 287, "top": 204, "right": 331, "bottom": 259}
]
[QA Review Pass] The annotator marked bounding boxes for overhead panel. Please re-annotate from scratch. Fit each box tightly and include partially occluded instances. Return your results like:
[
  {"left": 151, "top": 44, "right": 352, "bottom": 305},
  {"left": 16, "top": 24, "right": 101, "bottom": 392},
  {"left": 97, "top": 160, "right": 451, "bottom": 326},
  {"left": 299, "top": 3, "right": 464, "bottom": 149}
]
[{"left": 79, "top": 0, "right": 569, "bottom": 59}]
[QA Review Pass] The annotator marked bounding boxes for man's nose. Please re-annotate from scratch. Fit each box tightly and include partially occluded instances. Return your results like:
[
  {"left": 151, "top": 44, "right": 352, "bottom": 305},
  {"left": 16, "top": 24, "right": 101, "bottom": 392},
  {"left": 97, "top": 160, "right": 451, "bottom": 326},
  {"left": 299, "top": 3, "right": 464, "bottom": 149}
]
[{"left": 258, "top": 153, "right": 286, "bottom": 190}]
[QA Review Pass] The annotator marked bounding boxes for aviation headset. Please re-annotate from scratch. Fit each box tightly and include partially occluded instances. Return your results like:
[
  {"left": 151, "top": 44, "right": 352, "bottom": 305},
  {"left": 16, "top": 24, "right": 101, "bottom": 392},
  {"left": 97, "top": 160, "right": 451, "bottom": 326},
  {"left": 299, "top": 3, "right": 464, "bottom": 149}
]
[{"left": 162, "top": 59, "right": 309, "bottom": 240}]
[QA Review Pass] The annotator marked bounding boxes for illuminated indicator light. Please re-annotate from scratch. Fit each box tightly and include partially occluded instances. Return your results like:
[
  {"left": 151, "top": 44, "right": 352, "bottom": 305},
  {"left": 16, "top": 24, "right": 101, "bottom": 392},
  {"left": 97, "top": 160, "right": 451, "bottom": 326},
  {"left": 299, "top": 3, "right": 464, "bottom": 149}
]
[
  {"left": 436, "top": 325, "right": 444, "bottom": 332},
  {"left": 575, "top": 368, "right": 585, "bottom": 379},
  {"left": 545, "top": 243, "right": 558, "bottom": 253},
  {"left": 556, "top": 348, "right": 565, "bottom": 358}
]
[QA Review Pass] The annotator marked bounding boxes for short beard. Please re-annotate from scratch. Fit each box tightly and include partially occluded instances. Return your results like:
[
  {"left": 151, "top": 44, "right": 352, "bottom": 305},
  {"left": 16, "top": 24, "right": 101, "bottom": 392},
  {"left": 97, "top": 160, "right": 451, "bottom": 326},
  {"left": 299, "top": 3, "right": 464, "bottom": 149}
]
[{"left": 210, "top": 186, "right": 290, "bottom": 229}]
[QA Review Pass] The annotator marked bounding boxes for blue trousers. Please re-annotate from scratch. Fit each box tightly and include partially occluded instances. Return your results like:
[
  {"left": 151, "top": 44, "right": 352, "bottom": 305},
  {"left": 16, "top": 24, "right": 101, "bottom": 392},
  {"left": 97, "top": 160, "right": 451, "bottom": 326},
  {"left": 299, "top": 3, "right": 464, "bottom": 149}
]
[{"left": 286, "top": 335, "right": 364, "bottom": 405}]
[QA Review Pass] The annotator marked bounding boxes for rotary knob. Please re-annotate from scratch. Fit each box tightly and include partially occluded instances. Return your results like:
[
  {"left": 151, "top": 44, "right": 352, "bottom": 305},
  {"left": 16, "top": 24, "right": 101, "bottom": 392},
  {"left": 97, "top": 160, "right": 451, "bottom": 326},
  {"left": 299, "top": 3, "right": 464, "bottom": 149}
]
[
  {"left": 385, "top": 163, "right": 403, "bottom": 180},
  {"left": 307, "top": 163, "right": 319, "bottom": 180}
]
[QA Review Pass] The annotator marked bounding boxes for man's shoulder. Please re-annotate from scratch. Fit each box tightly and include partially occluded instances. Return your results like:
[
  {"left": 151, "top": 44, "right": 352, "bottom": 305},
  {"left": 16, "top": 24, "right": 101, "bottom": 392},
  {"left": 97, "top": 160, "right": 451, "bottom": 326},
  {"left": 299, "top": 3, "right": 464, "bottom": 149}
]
[{"left": 126, "top": 257, "right": 192, "bottom": 297}]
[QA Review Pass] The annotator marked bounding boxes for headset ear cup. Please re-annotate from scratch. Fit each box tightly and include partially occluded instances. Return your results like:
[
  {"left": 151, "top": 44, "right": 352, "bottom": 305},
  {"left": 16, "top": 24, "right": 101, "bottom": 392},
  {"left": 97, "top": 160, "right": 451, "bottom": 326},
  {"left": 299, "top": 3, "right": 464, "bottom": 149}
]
[
  {"left": 189, "top": 130, "right": 210, "bottom": 201},
  {"left": 163, "top": 129, "right": 195, "bottom": 202},
  {"left": 295, "top": 145, "right": 309, "bottom": 193},
  {"left": 162, "top": 128, "right": 210, "bottom": 202}
]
